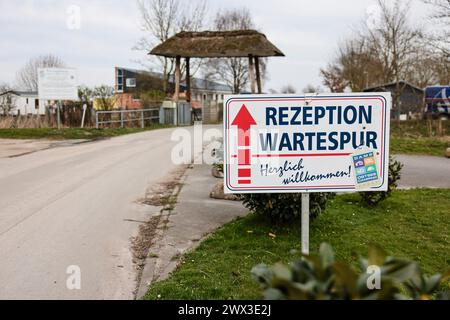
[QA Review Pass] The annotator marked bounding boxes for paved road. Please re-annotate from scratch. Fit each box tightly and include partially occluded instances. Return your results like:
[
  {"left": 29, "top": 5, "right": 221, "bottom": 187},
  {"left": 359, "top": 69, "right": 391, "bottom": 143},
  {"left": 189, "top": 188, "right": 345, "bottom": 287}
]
[
  {"left": 395, "top": 155, "right": 450, "bottom": 189},
  {"left": 0, "top": 127, "right": 205, "bottom": 300},
  {"left": 0, "top": 139, "right": 88, "bottom": 158}
]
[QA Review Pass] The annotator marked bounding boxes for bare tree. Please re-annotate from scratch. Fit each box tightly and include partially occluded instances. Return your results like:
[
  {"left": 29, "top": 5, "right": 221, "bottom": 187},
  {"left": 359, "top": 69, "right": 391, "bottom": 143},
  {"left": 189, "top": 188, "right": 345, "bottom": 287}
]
[
  {"left": 320, "top": 64, "right": 348, "bottom": 93},
  {"left": 321, "top": 0, "right": 432, "bottom": 118},
  {"left": 347, "top": 39, "right": 388, "bottom": 89},
  {"left": 0, "top": 83, "right": 15, "bottom": 115},
  {"left": 420, "top": 0, "right": 450, "bottom": 85},
  {"left": 207, "top": 56, "right": 249, "bottom": 94},
  {"left": 366, "top": 1, "right": 423, "bottom": 116},
  {"left": 214, "top": 7, "right": 253, "bottom": 30},
  {"left": 302, "top": 84, "right": 321, "bottom": 94},
  {"left": 0, "top": 83, "right": 11, "bottom": 94},
  {"left": 424, "top": 0, "right": 450, "bottom": 25},
  {"left": 78, "top": 86, "right": 94, "bottom": 107},
  {"left": 320, "top": 37, "right": 386, "bottom": 92},
  {"left": 422, "top": 0, "right": 450, "bottom": 56},
  {"left": 406, "top": 45, "right": 442, "bottom": 87},
  {"left": 93, "top": 85, "right": 117, "bottom": 111},
  {"left": 280, "top": 84, "right": 297, "bottom": 94},
  {"left": 16, "top": 54, "right": 65, "bottom": 91},
  {"left": 430, "top": 53, "right": 450, "bottom": 84},
  {"left": 203, "top": 8, "right": 266, "bottom": 94},
  {"left": 135, "top": 0, "right": 207, "bottom": 93}
]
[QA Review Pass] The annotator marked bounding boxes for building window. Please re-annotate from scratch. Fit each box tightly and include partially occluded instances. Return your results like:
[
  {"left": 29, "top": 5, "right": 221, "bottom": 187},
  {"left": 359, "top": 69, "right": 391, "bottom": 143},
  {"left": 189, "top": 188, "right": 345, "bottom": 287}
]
[
  {"left": 26, "top": 98, "right": 29, "bottom": 104},
  {"left": 117, "top": 68, "right": 124, "bottom": 92},
  {"left": 35, "top": 99, "right": 39, "bottom": 109},
  {"left": 126, "top": 78, "right": 136, "bottom": 88}
]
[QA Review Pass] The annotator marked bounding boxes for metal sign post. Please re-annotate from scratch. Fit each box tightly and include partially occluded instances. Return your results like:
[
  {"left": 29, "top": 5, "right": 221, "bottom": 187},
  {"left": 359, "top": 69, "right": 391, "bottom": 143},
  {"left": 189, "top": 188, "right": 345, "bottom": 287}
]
[
  {"left": 301, "top": 193, "right": 310, "bottom": 255},
  {"left": 81, "top": 104, "right": 87, "bottom": 128},
  {"left": 57, "top": 100, "right": 61, "bottom": 130}
]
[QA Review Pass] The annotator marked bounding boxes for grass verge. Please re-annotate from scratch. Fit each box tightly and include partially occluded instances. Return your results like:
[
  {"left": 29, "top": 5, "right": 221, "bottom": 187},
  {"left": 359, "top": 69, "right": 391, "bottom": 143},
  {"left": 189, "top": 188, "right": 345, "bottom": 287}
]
[
  {"left": 390, "top": 120, "right": 450, "bottom": 156},
  {"left": 144, "top": 189, "right": 450, "bottom": 300},
  {"left": 0, "top": 125, "right": 172, "bottom": 140},
  {"left": 390, "top": 136, "right": 449, "bottom": 157}
]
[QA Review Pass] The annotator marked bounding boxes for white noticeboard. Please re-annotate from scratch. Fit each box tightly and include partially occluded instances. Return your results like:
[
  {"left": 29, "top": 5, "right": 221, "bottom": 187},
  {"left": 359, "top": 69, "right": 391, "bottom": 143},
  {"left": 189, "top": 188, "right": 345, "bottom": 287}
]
[
  {"left": 224, "top": 93, "right": 391, "bottom": 194},
  {"left": 37, "top": 68, "right": 78, "bottom": 101}
]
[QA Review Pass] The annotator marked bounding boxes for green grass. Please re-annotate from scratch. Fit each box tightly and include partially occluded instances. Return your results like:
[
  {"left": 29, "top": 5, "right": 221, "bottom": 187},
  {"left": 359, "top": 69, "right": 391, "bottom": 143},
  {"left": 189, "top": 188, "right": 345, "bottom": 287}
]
[
  {"left": 144, "top": 189, "right": 450, "bottom": 300},
  {"left": 390, "top": 120, "right": 450, "bottom": 138},
  {"left": 0, "top": 125, "right": 172, "bottom": 140},
  {"left": 391, "top": 136, "right": 449, "bottom": 156},
  {"left": 390, "top": 120, "right": 450, "bottom": 156}
]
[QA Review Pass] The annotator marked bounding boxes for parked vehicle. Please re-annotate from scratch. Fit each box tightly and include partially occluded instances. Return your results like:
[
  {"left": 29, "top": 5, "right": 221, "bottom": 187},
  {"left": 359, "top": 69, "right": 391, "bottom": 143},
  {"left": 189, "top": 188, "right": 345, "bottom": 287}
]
[{"left": 424, "top": 86, "right": 450, "bottom": 120}]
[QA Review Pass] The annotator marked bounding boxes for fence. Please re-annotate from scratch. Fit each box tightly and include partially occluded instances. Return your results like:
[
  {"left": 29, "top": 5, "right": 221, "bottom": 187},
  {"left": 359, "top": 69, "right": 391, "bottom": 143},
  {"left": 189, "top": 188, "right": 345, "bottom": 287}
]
[
  {"left": 159, "top": 102, "right": 193, "bottom": 126},
  {"left": 202, "top": 100, "right": 223, "bottom": 124},
  {"left": 177, "top": 102, "right": 192, "bottom": 126},
  {"left": 0, "top": 106, "right": 96, "bottom": 129},
  {"left": 95, "top": 108, "right": 160, "bottom": 129}
]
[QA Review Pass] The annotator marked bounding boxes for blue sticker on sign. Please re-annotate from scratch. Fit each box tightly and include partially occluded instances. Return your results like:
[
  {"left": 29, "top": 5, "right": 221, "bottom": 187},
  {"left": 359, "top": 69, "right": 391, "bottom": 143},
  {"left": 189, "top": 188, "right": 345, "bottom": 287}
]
[{"left": 352, "top": 152, "right": 379, "bottom": 185}]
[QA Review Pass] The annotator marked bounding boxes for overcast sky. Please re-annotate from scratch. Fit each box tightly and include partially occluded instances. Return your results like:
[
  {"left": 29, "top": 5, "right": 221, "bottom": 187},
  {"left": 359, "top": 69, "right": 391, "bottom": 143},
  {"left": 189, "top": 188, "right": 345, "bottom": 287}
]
[{"left": 0, "top": 0, "right": 432, "bottom": 92}]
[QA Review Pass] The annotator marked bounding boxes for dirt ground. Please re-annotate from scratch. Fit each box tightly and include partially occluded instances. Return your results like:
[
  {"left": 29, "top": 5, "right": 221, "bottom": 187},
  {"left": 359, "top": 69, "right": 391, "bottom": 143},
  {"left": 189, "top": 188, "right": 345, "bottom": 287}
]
[{"left": 131, "top": 165, "right": 189, "bottom": 297}]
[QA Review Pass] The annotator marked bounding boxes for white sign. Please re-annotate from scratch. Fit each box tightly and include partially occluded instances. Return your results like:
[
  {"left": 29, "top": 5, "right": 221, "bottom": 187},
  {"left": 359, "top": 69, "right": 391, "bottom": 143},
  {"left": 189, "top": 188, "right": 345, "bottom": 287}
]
[
  {"left": 224, "top": 93, "right": 391, "bottom": 194},
  {"left": 38, "top": 68, "right": 78, "bottom": 100}
]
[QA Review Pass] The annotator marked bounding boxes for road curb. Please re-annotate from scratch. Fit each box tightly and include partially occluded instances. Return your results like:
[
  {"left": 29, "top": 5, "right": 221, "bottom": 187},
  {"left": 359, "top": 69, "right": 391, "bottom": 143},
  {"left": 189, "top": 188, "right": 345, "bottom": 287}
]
[{"left": 135, "top": 168, "right": 190, "bottom": 300}]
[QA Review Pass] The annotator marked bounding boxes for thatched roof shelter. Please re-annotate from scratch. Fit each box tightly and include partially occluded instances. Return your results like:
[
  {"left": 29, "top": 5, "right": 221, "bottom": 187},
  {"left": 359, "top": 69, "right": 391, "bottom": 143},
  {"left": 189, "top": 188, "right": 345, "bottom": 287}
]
[
  {"left": 150, "top": 30, "right": 285, "bottom": 110},
  {"left": 150, "top": 30, "right": 285, "bottom": 58}
]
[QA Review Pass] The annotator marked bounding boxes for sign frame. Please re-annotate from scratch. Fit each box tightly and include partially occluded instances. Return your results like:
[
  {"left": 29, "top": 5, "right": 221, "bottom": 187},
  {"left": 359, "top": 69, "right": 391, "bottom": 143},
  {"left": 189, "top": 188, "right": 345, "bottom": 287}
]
[
  {"left": 37, "top": 67, "right": 79, "bottom": 101},
  {"left": 224, "top": 93, "right": 391, "bottom": 194}
]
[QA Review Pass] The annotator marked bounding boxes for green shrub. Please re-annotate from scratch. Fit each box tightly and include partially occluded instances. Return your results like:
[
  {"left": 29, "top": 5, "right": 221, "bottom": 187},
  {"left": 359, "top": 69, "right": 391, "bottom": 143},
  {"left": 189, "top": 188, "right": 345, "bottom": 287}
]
[
  {"left": 252, "top": 243, "right": 450, "bottom": 300},
  {"left": 212, "top": 139, "right": 224, "bottom": 173},
  {"left": 212, "top": 162, "right": 223, "bottom": 173},
  {"left": 240, "top": 193, "right": 334, "bottom": 223},
  {"left": 359, "top": 156, "right": 403, "bottom": 206}
]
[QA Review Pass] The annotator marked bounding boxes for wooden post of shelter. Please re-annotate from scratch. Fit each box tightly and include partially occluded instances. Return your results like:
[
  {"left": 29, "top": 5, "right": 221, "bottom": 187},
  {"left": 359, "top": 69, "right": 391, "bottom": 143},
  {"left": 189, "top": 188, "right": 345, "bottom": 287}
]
[
  {"left": 254, "top": 56, "right": 262, "bottom": 94},
  {"left": 185, "top": 57, "right": 191, "bottom": 103},
  {"left": 174, "top": 56, "right": 181, "bottom": 103},
  {"left": 248, "top": 55, "right": 257, "bottom": 94},
  {"left": 174, "top": 55, "right": 181, "bottom": 126}
]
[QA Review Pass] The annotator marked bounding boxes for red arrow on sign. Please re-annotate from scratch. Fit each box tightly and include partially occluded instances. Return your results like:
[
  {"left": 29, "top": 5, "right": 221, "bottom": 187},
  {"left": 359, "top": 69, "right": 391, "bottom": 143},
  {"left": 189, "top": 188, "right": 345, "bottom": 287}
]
[
  {"left": 232, "top": 104, "right": 256, "bottom": 132},
  {"left": 232, "top": 105, "right": 256, "bottom": 184}
]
